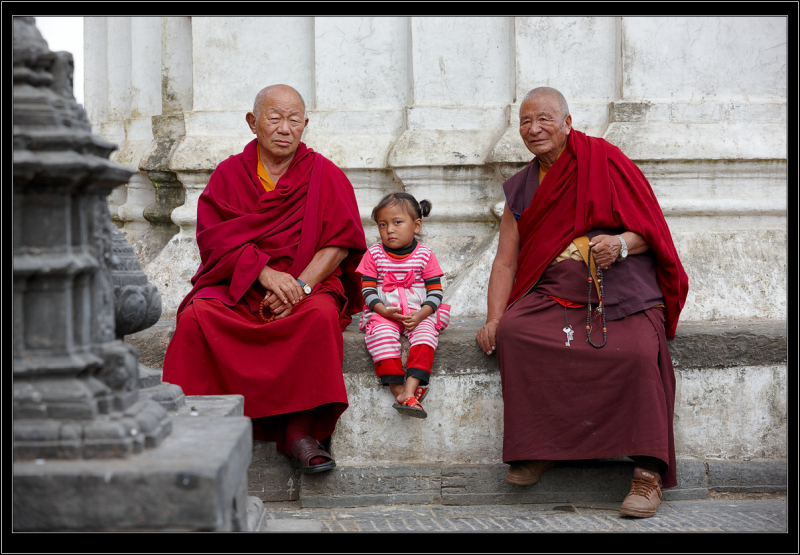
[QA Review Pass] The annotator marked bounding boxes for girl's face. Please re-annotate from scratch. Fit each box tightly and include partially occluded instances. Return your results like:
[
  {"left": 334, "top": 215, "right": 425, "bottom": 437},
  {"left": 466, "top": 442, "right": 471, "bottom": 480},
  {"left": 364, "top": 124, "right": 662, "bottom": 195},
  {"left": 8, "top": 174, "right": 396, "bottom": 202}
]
[{"left": 375, "top": 203, "right": 422, "bottom": 249}]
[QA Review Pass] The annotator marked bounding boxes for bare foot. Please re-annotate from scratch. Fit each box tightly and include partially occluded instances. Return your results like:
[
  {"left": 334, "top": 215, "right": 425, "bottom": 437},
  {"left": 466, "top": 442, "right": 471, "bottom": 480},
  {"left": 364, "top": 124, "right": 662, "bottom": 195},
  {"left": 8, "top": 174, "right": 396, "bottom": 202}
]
[
  {"left": 389, "top": 383, "right": 404, "bottom": 402},
  {"left": 397, "top": 377, "right": 420, "bottom": 403}
]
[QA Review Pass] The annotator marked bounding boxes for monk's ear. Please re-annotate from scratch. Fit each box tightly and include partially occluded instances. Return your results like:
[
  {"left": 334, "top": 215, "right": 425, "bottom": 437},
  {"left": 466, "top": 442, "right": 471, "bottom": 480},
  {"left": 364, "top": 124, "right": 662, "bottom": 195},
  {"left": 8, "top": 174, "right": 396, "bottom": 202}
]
[
  {"left": 564, "top": 114, "right": 572, "bottom": 133},
  {"left": 246, "top": 112, "right": 257, "bottom": 134}
]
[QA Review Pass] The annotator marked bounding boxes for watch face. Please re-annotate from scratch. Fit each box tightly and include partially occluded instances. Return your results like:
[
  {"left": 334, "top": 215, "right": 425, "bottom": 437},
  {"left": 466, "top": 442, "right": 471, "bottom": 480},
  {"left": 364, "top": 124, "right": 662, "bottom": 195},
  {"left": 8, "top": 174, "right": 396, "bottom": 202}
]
[{"left": 303, "top": 285, "right": 312, "bottom": 294}]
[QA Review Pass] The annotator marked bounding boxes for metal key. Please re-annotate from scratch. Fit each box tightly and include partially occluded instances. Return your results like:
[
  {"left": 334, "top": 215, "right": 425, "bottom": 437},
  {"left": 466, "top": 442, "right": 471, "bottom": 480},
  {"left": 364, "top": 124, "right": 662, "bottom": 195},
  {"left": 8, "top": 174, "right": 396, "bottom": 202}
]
[{"left": 563, "top": 325, "right": 574, "bottom": 346}]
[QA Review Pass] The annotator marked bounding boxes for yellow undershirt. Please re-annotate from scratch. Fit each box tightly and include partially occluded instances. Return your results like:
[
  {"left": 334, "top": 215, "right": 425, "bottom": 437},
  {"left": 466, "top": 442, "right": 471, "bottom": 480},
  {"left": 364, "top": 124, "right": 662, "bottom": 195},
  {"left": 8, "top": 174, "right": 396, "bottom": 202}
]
[{"left": 257, "top": 155, "right": 276, "bottom": 192}]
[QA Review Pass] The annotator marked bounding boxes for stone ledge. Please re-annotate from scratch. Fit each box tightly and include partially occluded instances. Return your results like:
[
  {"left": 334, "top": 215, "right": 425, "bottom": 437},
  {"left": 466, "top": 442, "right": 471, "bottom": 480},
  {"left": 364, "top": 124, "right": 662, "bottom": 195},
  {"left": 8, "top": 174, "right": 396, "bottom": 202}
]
[
  {"left": 245, "top": 457, "right": 786, "bottom": 508},
  {"left": 128, "top": 318, "right": 788, "bottom": 373},
  {"left": 707, "top": 459, "right": 787, "bottom": 493}
]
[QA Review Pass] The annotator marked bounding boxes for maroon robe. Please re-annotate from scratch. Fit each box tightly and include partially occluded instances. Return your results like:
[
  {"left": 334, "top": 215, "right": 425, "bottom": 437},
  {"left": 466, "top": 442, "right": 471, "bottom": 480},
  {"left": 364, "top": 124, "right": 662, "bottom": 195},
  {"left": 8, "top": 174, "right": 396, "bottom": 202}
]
[
  {"left": 497, "top": 130, "right": 686, "bottom": 488},
  {"left": 162, "top": 140, "right": 367, "bottom": 450}
]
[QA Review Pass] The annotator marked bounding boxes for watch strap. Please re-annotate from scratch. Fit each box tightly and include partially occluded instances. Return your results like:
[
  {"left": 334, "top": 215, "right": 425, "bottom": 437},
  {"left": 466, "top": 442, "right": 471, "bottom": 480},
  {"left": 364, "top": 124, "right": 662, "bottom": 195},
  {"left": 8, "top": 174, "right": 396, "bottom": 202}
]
[{"left": 615, "top": 235, "right": 628, "bottom": 260}]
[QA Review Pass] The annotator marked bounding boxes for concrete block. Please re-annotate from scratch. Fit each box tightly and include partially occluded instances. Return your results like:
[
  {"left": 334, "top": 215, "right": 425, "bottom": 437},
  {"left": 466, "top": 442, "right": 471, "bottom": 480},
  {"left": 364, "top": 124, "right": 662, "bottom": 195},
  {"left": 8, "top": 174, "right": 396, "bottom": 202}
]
[
  {"left": 13, "top": 416, "right": 252, "bottom": 531},
  {"left": 708, "top": 459, "right": 787, "bottom": 493},
  {"left": 299, "top": 465, "right": 442, "bottom": 508},
  {"left": 662, "top": 458, "right": 708, "bottom": 501}
]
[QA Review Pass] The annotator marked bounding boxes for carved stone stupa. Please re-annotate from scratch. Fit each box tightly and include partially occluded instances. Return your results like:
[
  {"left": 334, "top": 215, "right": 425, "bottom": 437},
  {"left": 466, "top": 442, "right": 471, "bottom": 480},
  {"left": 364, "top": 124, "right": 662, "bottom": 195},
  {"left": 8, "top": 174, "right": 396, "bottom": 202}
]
[{"left": 13, "top": 17, "right": 253, "bottom": 531}]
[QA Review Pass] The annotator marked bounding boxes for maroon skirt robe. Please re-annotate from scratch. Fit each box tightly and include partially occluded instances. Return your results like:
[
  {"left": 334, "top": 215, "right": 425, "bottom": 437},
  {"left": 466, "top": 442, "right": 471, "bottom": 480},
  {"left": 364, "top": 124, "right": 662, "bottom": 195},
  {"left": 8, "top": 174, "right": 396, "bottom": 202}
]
[
  {"left": 162, "top": 140, "right": 367, "bottom": 452},
  {"left": 497, "top": 260, "right": 677, "bottom": 488},
  {"left": 497, "top": 129, "right": 687, "bottom": 489}
]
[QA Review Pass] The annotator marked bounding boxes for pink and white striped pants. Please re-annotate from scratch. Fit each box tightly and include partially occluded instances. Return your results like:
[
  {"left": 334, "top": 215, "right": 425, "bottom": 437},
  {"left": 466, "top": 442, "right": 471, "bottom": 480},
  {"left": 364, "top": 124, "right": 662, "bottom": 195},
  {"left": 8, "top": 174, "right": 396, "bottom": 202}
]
[{"left": 364, "top": 313, "right": 439, "bottom": 362}]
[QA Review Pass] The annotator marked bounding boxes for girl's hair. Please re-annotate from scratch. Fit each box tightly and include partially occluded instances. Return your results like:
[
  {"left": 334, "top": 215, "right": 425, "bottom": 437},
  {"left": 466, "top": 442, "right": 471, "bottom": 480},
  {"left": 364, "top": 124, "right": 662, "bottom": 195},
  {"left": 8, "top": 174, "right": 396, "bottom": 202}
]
[{"left": 371, "top": 192, "right": 432, "bottom": 222}]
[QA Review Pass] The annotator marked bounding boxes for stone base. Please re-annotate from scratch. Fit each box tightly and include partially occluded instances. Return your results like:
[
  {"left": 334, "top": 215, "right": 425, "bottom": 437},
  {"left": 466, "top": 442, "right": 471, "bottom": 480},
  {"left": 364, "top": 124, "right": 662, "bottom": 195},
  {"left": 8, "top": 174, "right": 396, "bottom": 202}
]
[
  {"left": 13, "top": 414, "right": 252, "bottom": 531},
  {"left": 246, "top": 457, "right": 786, "bottom": 509}
]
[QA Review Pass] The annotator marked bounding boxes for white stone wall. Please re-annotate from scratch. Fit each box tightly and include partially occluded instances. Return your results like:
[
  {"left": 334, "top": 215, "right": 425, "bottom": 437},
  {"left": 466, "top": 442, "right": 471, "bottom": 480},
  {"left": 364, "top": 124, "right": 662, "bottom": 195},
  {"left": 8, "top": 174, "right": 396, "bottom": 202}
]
[
  {"left": 86, "top": 16, "right": 787, "bottom": 462},
  {"left": 85, "top": 16, "right": 786, "bottom": 323}
]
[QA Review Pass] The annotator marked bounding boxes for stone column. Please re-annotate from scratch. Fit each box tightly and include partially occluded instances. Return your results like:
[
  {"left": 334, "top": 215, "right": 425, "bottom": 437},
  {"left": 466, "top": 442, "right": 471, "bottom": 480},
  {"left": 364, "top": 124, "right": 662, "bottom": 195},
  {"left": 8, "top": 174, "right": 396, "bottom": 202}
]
[
  {"left": 606, "top": 16, "right": 787, "bottom": 322},
  {"left": 304, "top": 16, "right": 409, "bottom": 246},
  {"left": 112, "top": 17, "right": 162, "bottom": 253},
  {"left": 85, "top": 17, "right": 125, "bottom": 225},
  {"left": 389, "top": 17, "right": 513, "bottom": 315},
  {"left": 135, "top": 17, "right": 193, "bottom": 267}
]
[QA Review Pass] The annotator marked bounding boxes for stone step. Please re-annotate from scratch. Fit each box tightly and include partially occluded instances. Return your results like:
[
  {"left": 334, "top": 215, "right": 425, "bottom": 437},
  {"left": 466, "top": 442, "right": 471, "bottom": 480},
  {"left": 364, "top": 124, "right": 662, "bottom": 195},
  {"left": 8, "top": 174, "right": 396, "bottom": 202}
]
[
  {"left": 126, "top": 318, "right": 788, "bottom": 373},
  {"left": 126, "top": 318, "right": 787, "bottom": 509},
  {"left": 249, "top": 442, "right": 786, "bottom": 508}
]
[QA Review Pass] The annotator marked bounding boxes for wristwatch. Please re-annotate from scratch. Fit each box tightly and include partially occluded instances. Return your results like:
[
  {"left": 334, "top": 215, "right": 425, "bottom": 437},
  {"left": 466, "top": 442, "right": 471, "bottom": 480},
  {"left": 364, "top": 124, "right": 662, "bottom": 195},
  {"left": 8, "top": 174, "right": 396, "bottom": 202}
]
[
  {"left": 297, "top": 279, "right": 312, "bottom": 295},
  {"left": 616, "top": 235, "right": 628, "bottom": 261}
]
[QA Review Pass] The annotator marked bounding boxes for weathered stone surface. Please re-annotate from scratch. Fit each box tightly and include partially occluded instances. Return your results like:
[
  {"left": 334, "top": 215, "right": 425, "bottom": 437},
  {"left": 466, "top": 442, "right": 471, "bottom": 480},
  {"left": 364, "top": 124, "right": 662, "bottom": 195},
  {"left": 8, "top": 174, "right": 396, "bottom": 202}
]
[
  {"left": 661, "top": 458, "right": 708, "bottom": 501},
  {"left": 129, "top": 319, "right": 787, "bottom": 463},
  {"left": 172, "top": 395, "right": 244, "bottom": 418},
  {"left": 300, "top": 465, "right": 442, "bottom": 508},
  {"left": 125, "top": 319, "right": 176, "bottom": 370},
  {"left": 249, "top": 441, "right": 301, "bottom": 502},
  {"left": 707, "top": 460, "right": 787, "bottom": 493},
  {"left": 674, "top": 365, "right": 787, "bottom": 459},
  {"left": 13, "top": 416, "right": 252, "bottom": 531},
  {"left": 139, "top": 382, "right": 185, "bottom": 412},
  {"left": 668, "top": 321, "right": 787, "bottom": 369},
  {"left": 441, "top": 461, "right": 635, "bottom": 505},
  {"left": 246, "top": 495, "right": 267, "bottom": 532},
  {"left": 264, "top": 518, "right": 323, "bottom": 532}
]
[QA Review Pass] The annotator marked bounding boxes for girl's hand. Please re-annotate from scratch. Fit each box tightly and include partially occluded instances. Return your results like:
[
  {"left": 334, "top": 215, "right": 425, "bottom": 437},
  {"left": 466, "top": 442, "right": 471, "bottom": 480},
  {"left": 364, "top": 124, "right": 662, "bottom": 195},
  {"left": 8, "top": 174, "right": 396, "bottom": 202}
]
[
  {"left": 403, "top": 311, "right": 425, "bottom": 332},
  {"left": 375, "top": 304, "right": 406, "bottom": 323}
]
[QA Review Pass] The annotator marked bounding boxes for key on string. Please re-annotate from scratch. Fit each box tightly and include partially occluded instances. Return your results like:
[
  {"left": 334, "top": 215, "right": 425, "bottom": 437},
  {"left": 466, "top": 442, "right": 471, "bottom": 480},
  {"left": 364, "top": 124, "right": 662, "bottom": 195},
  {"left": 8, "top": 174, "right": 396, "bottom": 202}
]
[{"left": 563, "top": 325, "right": 574, "bottom": 346}]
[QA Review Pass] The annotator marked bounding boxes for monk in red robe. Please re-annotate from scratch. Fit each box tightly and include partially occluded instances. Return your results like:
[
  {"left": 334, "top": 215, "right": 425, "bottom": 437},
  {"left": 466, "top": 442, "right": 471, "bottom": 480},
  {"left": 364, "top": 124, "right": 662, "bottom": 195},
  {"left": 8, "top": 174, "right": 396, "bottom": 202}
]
[
  {"left": 162, "top": 84, "right": 367, "bottom": 473},
  {"left": 477, "top": 87, "right": 688, "bottom": 518}
]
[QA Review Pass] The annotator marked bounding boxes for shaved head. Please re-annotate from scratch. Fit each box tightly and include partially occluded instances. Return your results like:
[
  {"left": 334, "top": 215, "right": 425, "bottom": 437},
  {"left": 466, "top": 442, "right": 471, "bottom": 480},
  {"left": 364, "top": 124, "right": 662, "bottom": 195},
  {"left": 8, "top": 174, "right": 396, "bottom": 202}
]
[
  {"left": 253, "top": 84, "right": 306, "bottom": 118},
  {"left": 521, "top": 87, "right": 570, "bottom": 119}
]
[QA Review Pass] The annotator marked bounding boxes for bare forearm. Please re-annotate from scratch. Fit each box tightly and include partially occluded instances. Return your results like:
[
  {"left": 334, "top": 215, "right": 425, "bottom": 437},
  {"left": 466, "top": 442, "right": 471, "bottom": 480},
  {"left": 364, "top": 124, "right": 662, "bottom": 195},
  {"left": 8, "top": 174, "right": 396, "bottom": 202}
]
[
  {"left": 620, "top": 231, "right": 649, "bottom": 255},
  {"left": 486, "top": 262, "right": 516, "bottom": 323},
  {"left": 298, "top": 246, "right": 348, "bottom": 288}
]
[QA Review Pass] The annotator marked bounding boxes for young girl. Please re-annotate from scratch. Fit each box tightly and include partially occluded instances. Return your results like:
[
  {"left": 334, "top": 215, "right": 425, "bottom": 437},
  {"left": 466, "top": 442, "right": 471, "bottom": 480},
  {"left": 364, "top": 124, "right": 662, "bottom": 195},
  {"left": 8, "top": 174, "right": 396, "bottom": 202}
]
[{"left": 356, "top": 193, "right": 450, "bottom": 418}]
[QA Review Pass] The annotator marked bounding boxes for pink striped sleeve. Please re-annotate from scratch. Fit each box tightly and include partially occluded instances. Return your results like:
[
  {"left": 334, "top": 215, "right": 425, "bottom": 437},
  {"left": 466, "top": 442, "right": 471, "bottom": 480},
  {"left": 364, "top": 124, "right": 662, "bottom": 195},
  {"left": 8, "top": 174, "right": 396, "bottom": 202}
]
[
  {"left": 355, "top": 247, "right": 378, "bottom": 277},
  {"left": 421, "top": 250, "right": 444, "bottom": 279}
]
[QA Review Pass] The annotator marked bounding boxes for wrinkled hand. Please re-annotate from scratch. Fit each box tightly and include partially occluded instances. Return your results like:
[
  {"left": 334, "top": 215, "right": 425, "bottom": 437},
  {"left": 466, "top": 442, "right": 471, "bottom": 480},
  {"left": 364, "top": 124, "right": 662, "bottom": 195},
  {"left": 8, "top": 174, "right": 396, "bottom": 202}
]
[
  {"left": 263, "top": 292, "right": 299, "bottom": 318},
  {"left": 476, "top": 318, "right": 500, "bottom": 355},
  {"left": 258, "top": 266, "right": 303, "bottom": 305},
  {"left": 588, "top": 234, "right": 622, "bottom": 270},
  {"left": 403, "top": 311, "right": 426, "bottom": 332}
]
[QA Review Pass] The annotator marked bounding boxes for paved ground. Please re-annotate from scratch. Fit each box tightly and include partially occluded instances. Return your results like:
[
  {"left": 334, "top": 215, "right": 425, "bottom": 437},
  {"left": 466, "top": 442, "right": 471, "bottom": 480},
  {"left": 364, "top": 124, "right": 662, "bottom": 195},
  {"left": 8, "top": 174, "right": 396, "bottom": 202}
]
[{"left": 260, "top": 495, "right": 788, "bottom": 533}]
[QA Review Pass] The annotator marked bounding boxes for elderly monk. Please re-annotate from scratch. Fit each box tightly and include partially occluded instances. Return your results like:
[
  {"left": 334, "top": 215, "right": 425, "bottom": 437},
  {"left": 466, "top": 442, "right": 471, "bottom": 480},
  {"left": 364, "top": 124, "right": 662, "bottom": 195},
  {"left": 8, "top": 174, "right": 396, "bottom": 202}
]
[
  {"left": 162, "top": 84, "right": 367, "bottom": 473},
  {"left": 477, "top": 87, "right": 688, "bottom": 518}
]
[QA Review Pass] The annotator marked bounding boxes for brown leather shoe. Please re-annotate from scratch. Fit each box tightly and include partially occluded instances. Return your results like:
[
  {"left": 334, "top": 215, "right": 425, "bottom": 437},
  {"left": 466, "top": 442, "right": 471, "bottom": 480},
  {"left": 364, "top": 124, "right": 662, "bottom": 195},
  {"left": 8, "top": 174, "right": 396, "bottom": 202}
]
[
  {"left": 505, "top": 460, "right": 557, "bottom": 486},
  {"left": 619, "top": 467, "right": 663, "bottom": 518}
]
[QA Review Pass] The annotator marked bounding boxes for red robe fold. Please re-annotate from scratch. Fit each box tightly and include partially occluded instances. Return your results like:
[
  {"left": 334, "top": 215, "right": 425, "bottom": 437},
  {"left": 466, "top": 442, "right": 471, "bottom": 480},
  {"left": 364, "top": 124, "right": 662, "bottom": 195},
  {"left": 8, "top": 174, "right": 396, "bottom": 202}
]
[
  {"left": 163, "top": 140, "right": 367, "bottom": 449},
  {"left": 509, "top": 129, "right": 688, "bottom": 338}
]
